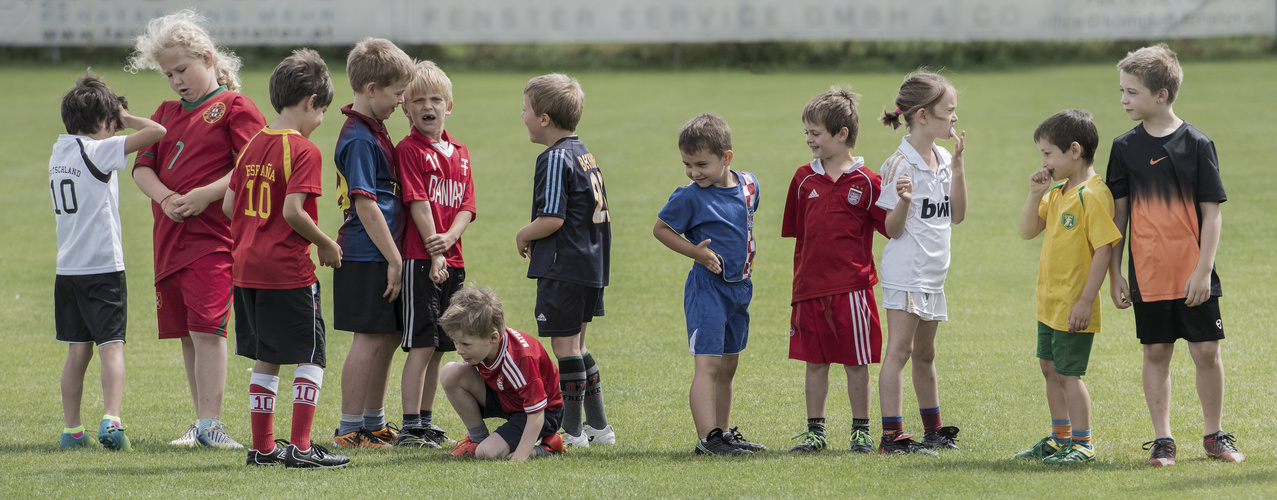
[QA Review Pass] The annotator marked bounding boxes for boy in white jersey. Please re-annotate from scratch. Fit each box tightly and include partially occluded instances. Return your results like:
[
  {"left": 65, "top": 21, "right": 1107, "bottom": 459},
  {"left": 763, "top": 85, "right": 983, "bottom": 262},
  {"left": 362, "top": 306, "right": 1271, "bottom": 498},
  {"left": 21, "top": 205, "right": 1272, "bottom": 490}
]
[{"left": 51, "top": 74, "right": 165, "bottom": 450}]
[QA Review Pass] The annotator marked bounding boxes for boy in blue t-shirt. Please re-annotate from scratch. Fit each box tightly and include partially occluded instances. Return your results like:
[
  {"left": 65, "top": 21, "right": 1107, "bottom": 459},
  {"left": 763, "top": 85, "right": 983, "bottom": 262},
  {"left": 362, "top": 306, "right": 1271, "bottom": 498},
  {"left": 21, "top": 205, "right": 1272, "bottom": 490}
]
[
  {"left": 515, "top": 74, "right": 614, "bottom": 447},
  {"left": 654, "top": 113, "right": 762, "bottom": 456},
  {"left": 331, "top": 38, "right": 415, "bottom": 448}
]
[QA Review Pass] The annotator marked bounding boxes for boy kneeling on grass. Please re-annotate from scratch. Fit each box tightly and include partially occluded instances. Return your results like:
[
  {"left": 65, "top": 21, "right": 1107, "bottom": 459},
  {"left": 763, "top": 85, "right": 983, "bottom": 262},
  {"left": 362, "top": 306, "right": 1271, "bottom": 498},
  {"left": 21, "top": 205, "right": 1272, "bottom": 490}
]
[{"left": 439, "top": 286, "right": 565, "bottom": 461}]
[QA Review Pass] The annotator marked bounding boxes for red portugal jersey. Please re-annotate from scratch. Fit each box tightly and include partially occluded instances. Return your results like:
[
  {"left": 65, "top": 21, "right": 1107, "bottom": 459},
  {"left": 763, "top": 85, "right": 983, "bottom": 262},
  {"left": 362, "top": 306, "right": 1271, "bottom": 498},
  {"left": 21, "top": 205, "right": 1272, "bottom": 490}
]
[
  {"left": 228, "top": 128, "right": 323, "bottom": 289},
  {"left": 476, "top": 328, "right": 563, "bottom": 415},
  {"left": 134, "top": 87, "right": 267, "bottom": 281},
  {"left": 395, "top": 128, "right": 476, "bottom": 266},
  {"left": 781, "top": 158, "right": 887, "bottom": 303}
]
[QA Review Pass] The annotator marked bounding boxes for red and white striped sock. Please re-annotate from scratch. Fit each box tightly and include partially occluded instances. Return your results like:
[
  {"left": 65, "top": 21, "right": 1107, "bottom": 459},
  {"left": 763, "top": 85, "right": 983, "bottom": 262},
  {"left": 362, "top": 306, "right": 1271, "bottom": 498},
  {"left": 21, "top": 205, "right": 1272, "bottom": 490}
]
[{"left": 249, "top": 373, "right": 280, "bottom": 453}]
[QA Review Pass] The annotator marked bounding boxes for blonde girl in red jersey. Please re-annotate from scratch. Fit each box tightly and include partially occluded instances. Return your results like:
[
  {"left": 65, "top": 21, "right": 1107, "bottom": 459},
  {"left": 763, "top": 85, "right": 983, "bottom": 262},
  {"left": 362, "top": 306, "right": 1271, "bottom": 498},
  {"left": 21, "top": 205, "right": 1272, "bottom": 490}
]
[{"left": 127, "top": 9, "right": 267, "bottom": 449}]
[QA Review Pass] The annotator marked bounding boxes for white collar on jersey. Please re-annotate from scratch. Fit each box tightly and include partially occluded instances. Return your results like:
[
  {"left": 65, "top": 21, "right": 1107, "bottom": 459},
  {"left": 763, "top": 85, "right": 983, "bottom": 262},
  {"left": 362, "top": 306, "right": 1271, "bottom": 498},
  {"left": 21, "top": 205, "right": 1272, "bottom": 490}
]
[
  {"left": 810, "top": 157, "right": 865, "bottom": 176},
  {"left": 897, "top": 135, "right": 951, "bottom": 175},
  {"left": 430, "top": 140, "right": 454, "bottom": 158}
]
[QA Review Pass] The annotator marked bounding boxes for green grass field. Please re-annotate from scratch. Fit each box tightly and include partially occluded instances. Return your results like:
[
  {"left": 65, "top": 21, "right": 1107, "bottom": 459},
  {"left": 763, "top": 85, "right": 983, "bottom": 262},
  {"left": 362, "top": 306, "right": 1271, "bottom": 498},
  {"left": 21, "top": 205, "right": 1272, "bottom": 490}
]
[{"left": 2, "top": 58, "right": 1275, "bottom": 498}]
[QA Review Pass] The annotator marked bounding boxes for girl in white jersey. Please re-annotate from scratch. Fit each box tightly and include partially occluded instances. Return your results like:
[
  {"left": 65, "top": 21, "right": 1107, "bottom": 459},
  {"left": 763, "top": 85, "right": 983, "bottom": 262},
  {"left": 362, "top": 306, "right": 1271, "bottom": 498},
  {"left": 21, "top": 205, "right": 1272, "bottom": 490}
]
[{"left": 874, "top": 72, "right": 967, "bottom": 455}]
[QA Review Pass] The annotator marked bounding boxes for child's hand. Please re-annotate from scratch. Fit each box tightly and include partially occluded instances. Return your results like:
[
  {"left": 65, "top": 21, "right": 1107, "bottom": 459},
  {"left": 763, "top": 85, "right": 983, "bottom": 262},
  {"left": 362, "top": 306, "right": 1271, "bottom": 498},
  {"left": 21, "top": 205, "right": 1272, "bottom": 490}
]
[
  {"left": 1110, "top": 274, "right": 1132, "bottom": 309},
  {"left": 318, "top": 241, "right": 342, "bottom": 268},
  {"left": 1183, "top": 269, "right": 1211, "bottom": 307},
  {"left": 161, "top": 192, "right": 185, "bottom": 222},
  {"left": 429, "top": 255, "right": 449, "bottom": 284},
  {"left": 1068, "top": 300, "right": 1092, "bottom": 333},
  {"left": 384, "top": 259, "right": 403, "bottom": 302},
  {"left": 425, "top": 232, "right": 457, "bottom": 256},
  {"left": 515, "top": 232, "right": 531, "bottom": 258},
  {"left": 896, "top": 173, "right": 913, "bottom": 203},
  {"left": 950, "top": 128, "right": 965, "bottom": 163},
  {"left": 1029, "top": 168, "right": 1052, "bottom": 196},
  {"left": 693, "top": 239, "right": 722, "bottom": 274},
  {"left": 170, "top": 189, "right": 214, "bottom": 218}
]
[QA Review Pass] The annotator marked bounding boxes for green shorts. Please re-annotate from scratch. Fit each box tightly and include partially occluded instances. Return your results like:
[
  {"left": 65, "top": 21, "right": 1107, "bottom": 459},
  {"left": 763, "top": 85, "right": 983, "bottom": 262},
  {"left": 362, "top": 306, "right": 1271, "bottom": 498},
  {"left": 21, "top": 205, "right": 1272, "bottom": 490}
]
[{"left": 1036, "top": 322, "right": 1095, "bottom": 376}]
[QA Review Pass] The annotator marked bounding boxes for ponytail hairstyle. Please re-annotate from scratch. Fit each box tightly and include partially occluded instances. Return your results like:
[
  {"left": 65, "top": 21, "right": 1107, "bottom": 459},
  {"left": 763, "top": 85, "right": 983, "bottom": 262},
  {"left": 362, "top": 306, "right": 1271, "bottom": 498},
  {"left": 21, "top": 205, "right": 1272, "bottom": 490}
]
[
  {"left": 126, "top": 9, "right": 243, "bottom": 92},
  {"left": 880, "top": 71, "right": 954, "bottom": 131},
  {"left": 802, "top": 85, "right": 861, "bottom": 148}
]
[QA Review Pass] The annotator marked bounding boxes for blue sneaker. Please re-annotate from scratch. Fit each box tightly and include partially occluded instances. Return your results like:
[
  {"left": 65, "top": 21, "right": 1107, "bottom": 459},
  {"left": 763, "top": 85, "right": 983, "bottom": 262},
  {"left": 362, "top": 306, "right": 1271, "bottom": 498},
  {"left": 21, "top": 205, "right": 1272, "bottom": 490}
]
[
  {"left": 98, "top": 419, "right": 132, "bottom": 451},
  {"left": 196, "top": 421, "right": 244, "bottom": 450},
  {"left": 59, "top": 431, "right": 91, "bottom": 449}
]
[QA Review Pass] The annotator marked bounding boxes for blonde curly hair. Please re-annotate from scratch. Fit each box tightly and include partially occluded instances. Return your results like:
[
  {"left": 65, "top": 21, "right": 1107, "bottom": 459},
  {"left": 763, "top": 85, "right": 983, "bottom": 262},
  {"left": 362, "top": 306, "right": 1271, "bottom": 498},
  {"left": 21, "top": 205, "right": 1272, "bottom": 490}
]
[{"left": 126, "top": 9, "right": 243, "bottom": 92}]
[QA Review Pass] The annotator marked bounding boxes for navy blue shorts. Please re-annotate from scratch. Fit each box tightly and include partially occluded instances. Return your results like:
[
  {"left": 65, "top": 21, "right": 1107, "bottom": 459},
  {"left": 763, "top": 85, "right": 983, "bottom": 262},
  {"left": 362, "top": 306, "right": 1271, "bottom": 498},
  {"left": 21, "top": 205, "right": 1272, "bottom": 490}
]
[{"left": 684, "top": 270, "right": 751, "bottom": 356}]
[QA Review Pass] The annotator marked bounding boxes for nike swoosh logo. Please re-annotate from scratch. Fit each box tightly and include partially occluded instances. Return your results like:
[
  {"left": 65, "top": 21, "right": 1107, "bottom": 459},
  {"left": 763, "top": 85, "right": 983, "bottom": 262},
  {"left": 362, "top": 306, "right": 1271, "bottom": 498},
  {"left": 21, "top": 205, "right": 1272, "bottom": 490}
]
[{"left": 1150, "top": 156, "right": 1168, "bottom": 165}]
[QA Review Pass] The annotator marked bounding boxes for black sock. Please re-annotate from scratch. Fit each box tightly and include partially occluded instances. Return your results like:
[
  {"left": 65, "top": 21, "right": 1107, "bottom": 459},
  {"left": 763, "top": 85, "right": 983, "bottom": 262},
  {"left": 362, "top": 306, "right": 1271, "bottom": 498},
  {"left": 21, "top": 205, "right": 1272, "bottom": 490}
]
[
  {"left": 852, "top": 418, "right": 870, "bottom": 432},
  {"left": 420, "top": 410, "right": 433, "bottom": 426},
  {"left": 403, "top": 413, "right": 421, "bottom": 428},
  {"left": 808, "top": 418, "right": 827, "bottom": 435},
  {"left": 558, "top": 356, "right": 587, "bottom": 436}
]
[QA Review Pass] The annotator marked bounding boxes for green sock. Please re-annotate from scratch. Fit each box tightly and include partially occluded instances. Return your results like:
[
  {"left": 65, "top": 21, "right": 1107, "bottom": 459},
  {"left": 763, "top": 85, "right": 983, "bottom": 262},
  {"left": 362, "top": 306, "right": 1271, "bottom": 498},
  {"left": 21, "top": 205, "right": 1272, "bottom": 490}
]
[
  {"left": 103, "top": 415, "right": 121, "bottom": 424},
  {"left": 64, "top": 425, "right": 85, "bottom": 436}
]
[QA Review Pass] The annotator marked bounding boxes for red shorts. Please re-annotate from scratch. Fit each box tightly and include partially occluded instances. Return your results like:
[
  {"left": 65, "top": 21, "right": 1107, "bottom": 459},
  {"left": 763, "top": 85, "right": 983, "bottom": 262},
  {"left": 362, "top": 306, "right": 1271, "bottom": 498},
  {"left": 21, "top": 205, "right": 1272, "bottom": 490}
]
[
  {"left": 156, "top": 252, "right": 233, "bottom": 339},
  {"left": 789, "top": 289, "right": 881, "bottom": 366}
]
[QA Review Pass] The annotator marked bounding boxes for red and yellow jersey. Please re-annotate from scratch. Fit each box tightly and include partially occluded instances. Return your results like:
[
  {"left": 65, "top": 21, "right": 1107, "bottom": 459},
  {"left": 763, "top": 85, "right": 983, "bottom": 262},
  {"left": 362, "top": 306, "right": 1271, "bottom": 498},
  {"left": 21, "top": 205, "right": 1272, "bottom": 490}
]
[
  {"left": 1106, "top": 122, "right": 1226, "bottom": 302},
  {"left": 1036, "top": 175, "right": 1122, "bottom": 332},
  {"left": 228, "top": 128, "right": 323, "bottom": 289},
  {"left": 395, "top": 128, "right": 476, "bottom": 266},
  {"left": 134, "top": 87, "right": 267, "bottom": 281}
]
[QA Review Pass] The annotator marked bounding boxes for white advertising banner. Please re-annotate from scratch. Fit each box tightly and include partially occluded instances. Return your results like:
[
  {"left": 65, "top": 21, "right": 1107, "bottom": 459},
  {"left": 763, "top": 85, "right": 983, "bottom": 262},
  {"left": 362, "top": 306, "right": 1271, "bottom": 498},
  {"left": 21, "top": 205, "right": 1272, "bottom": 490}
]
[{"left": 1, "top": 0, "right": 1273, "bottom": 46}]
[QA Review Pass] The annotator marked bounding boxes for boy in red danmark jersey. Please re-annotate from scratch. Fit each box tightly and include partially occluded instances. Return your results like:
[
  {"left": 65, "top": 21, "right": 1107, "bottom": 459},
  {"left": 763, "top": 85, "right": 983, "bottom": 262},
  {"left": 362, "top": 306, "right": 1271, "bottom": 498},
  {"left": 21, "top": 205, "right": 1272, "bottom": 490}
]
[
  {"left": 438, "top": 286, "right": 565, "bottom": 461},
  {"left": 222, "top": 49, "right": 347, "bottom": 469},
  {"left": 127, "top": 10, "right": 267, "bottom": 449},
  {"left": 392, "top": 60, "right": 477, "bottom": 447},
  {"left": 783, "top": 87, "right": 887, "bottom": 454}
]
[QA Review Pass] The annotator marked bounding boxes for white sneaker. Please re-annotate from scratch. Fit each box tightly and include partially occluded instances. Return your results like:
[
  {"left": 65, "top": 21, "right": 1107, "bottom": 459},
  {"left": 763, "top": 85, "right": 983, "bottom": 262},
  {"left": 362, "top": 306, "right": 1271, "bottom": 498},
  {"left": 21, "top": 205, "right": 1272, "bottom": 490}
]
[
  {"left": 584, "top": 424, "right": 616, "bottom": 445},
  {"left": 196, "top": 420, "right": 245, "bottom": 449},
  {"left": 170, "top": 421, "right": 199, "bottom": 447},
  {"left": 561, "top": 430, "right": 590, "bottom": 448}
]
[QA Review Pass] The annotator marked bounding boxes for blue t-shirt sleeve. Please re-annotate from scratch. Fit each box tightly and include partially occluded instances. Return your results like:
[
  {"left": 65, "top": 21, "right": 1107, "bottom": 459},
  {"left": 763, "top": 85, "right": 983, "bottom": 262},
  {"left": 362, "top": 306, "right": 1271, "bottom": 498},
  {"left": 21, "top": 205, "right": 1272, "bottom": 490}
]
[
  {"left": 339, "top": 139, "right": 380, "bottom": 200},
  {"left": 532, "top": 149, "right": 570, "bottom": 219},
  {"left": 657, "top": 185, "right": 696, "bottom": 235}
]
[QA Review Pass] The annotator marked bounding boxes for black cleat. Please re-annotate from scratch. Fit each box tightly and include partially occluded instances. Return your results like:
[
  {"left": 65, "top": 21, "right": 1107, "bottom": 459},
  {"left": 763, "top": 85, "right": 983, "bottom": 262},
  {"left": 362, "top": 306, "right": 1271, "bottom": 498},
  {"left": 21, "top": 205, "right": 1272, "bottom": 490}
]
[
  {"left": 284, "top": 443, "right": 350, "bottom": 469},
  {"left": 921, "top": 426, "right": 960, "bottom": 450},
  {"left": 878, "top": 433, "right": 939, "bottom": 456},
  {"left": 722, "top": 426, "right": 767, "bottom": 452},
  {"left": 246, "top": 439, "right": 290, "bottom": 466},
  {"left": 694, "top": 428, "right": 753, "bottom": 456}
]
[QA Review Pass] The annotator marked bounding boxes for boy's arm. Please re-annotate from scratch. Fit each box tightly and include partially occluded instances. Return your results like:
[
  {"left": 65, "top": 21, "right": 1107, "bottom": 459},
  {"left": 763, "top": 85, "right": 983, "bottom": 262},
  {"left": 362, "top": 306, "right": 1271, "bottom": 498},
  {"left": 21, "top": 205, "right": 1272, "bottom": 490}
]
[
  {"left": 883, "top": 173, "right": 913, "bottom": 239},
  {"left": 132, "top": 166, "right": 184, "bottom": 223},
  {"left": 119, "top": 109, "right": 165, "bottom": 155},
  {"left": 508, "top": 409, "right": 545, "bottom": 462},
  {"left": 1068, "top": 243, "right": 1113, "bottom": 333},
  {"left": 1185, "top": 201, "right": 1221, "bottom": 307},
  {"left": 426, "top": 211, "right": 473, "bottom": 257},
  {"left": 284, "top": 192, "right": 342, "bottom": 268},
  {"left": 653, "top": 220, "right": 721, "bottom": 274},
  {"left": 515, "top": 216, "right": 563, "bottom": 258},
  {"left": 1018, "top": 168, "right": 1052, "bottom": 240},
  {"left": 948, "top": 129, "right": 967, "bottom": 225},
  {"left": 354, "top": 195, "right": 403, "bottom": 301},
  {"left": 408, "top": 200, "right": 449, "bottom": 283},
  {"left": 1109, "top": 198, "right": 1131, "bottom": 309}
]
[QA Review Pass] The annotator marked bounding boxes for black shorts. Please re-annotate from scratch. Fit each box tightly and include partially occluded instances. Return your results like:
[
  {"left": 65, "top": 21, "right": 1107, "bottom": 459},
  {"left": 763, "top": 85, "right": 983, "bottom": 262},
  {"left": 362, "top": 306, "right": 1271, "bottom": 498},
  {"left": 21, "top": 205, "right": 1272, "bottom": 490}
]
[
  {"left": 400, "top": 263, "right": 463, "bottom": 352},
  {"left": 1133, "top": 297, "right": 1225, "bottom": 345},
  {"left": 55, "top": 271, "right": 127, "bottom": 346},
  {"left": 234, "top": 283, "right": 326, "bottom": 367},
  {"left": 482, "top": 385, "right": 564, "bottom": 451},
  {"left": 333, "top": 261, "right": 401, "bottom": 335},
  {"left": 534, "top": 278, "right": 604, "bottom": 337}
]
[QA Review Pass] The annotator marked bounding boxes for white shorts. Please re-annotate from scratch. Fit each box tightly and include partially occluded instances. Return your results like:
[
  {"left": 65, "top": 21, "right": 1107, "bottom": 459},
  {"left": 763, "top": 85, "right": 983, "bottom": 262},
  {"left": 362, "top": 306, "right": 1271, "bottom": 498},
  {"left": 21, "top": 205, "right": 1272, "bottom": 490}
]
[{"left": 881, "top": 288, "right": 947, "bottom": 322}]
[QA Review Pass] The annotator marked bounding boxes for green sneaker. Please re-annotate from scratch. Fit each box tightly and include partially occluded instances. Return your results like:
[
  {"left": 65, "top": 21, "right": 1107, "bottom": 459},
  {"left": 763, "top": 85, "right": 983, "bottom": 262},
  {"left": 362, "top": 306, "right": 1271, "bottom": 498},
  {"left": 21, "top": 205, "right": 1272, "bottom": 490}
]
[
  {"left": 849, "top": 428, "right": 875, "bottom": 453},
  {"left": 60, "top": 431, "right": 91, "bottom": 449},
  {"left": 789, "top": 430, "right": 827, "bottom": 453},
  {"left": 98, "top": 419, "right": 132, "bottom": 451},
  {"left": 1013, "top": 436, "right": 1066, "bottom": 459},
  {"left": 1043, "top": 442, "right": 1095, "bottom": 465}
]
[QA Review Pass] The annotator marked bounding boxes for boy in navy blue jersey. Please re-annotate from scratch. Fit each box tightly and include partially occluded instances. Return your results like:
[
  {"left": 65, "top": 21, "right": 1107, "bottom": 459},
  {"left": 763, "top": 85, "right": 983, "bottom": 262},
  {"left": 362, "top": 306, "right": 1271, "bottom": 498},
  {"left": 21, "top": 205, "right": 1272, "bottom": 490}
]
[
  {"left": 654, "top": 113, "right": 763, "bottom": 456},
  {"left": 515, "top": 73, "right": 614, "bottom": 447}
]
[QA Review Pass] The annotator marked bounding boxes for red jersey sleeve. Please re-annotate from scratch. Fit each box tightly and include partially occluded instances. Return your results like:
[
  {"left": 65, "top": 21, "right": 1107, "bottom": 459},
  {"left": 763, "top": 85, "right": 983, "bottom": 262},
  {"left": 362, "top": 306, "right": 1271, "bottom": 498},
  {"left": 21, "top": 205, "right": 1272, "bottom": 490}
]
[
  {"left": 287, "top": 138, "right": 323, "bottom": 196},
  {"left": 133, "top": 107, "right": 164, "bottom": 171},
  {"left": 395, "top": 141, "right": 434, "bottom": 203},
  {"left": 864, "top": 168, "right": 889, "bottom": 236},
  {"left": 781, "top": 168, "right": 804, "bottom": 238},
  {"left": 228, "top": 95, "right": 267, "bottom": 158},
  {"left": 514, "top": 355, "right": 550, "bottom": 413}
]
